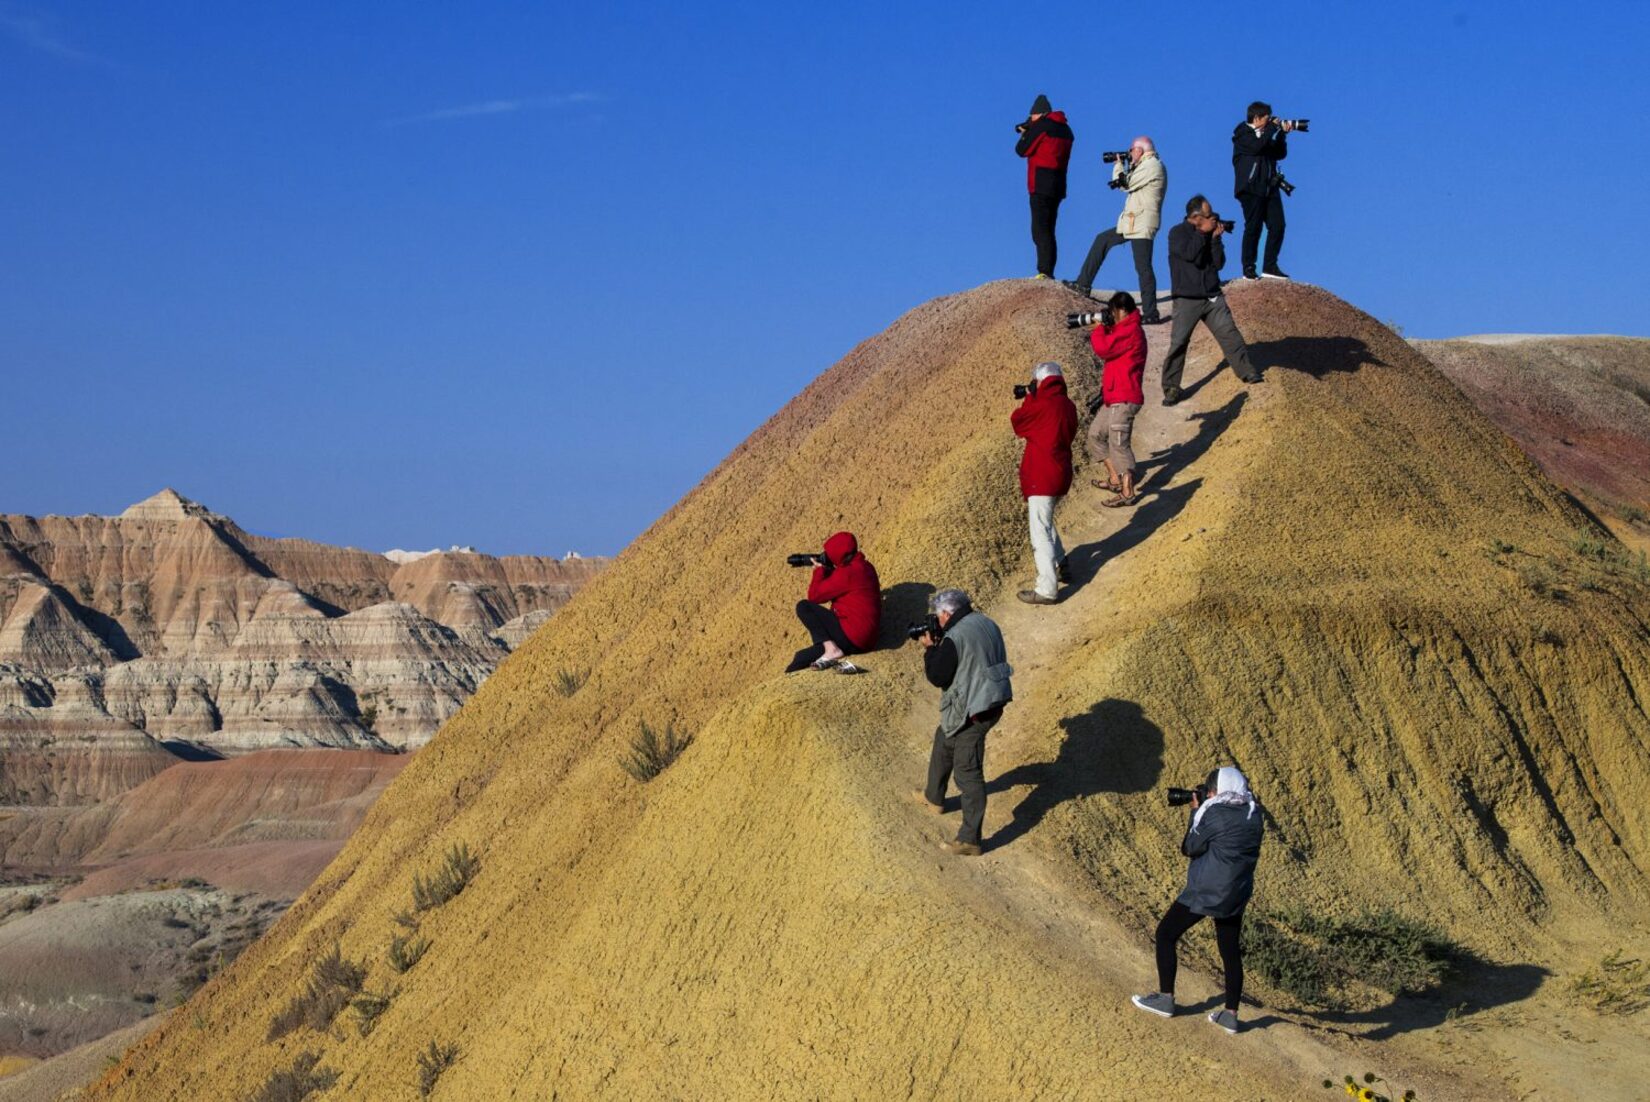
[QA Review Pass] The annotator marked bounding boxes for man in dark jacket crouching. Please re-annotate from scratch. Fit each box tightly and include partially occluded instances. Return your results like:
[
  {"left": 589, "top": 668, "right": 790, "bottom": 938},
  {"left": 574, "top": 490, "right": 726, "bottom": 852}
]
[
  {"left": 1131, "top": 766, "right": 1265, "bottom": 1034},
  {"left": 914, "top": 589, "right": 1013, "bottom": 856}
]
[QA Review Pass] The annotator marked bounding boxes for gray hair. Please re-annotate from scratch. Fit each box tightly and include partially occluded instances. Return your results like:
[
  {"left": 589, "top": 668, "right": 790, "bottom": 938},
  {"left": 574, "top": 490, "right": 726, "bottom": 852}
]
[
  {"left": 931, "top": 588, "right": 972, "bottom": 617},
  {"left": 1132, "top": 135, "right": 1155, "bottom": 153},
  {"left": 1033, "top": 360, "right": 1063, "bottom": 382}
]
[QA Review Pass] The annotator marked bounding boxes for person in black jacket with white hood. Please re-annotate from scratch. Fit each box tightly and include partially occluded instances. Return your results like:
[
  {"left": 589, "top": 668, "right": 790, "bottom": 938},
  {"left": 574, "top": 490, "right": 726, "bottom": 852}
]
[{"left": 1131, "top": 766, "right": 1265, "bottom": 1034}]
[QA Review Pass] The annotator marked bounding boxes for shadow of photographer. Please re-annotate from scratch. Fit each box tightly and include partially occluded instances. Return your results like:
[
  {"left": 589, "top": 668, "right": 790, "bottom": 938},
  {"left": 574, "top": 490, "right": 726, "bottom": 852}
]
[{"left": 986, "top": 698, "right": 1164, "bottom": 851}]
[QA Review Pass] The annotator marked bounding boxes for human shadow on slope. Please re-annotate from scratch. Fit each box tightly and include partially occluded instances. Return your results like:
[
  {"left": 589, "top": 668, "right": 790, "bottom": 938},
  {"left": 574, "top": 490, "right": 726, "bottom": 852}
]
[
  {"left": 1063, "top": 392, "right": 1246, "bottom": 595},
  {"left": 1301, "top": 958, "right": 1552, "bottom": 1042},
  {"left": 1247, "top": 335, "right": 1387, "bottom": 379},
  {"left": 1061, "top": 479, "right": 1200, "bottom": 594},
  {"left": 985, "top": 698, "right": 1164, "bottom": 852},
  {"left": 876, "top": 581, "right": 936, "bottom": 650},
  {"left": 1132, "top": 390, "right": 1247, "bottom": 492}
]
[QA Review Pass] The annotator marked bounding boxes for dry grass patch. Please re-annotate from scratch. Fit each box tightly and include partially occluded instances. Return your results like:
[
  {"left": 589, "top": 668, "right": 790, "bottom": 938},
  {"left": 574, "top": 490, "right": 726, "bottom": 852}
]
[
  {"left": 252, "top": 1051, "right": 337, "bottom": 1102},
  {"left": 266, "top": 943, "right": 367, "bottom": 1040},
  {"left": 416, "top": 1039, "right": 460, "bottom": 1097},
  {"left": 413, "top": 843, "right": 480, "bottom": 912}
]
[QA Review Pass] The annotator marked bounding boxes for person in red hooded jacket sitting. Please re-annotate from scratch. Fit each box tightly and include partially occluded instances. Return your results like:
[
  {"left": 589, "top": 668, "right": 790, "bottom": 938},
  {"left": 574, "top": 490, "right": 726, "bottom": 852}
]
[
  {"left": 1085, "top": 291, "right": 1148, "bottom": 507},
  {"left": 1010, "top": 361, "right": 1078, "bottom": 605},
  {"left": 786, "top": 531, "right": 882, "bottom": 674}
]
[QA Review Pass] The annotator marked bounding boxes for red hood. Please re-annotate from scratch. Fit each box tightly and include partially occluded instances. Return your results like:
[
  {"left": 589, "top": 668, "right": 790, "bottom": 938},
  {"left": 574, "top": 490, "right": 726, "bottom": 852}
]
[
  {"left": 1046, "top": 111, "right": 1067, "bottom": 123},
  {"left": 823, "top": 531, "right": 859, "bottom": 566},
  {"left": 1036, "top": 375, "right": 1069, "bottom": 397}
]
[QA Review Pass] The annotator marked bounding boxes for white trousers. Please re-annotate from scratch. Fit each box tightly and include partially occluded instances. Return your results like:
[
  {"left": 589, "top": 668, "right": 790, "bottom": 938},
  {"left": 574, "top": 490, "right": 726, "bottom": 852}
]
[{"left": 1027, "top": 495, "right": 1067, "bottom": 599}]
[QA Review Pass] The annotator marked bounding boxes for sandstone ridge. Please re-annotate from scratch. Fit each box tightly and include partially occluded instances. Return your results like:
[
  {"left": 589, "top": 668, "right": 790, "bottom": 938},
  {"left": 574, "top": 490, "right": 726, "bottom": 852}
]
[{"left": 84, "top": 282, "right": 1650, "bottom": 1100}]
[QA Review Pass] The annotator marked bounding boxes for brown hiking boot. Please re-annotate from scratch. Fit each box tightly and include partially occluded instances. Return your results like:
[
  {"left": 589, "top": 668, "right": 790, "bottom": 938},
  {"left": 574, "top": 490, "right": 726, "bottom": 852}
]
[
  {"left": 1017, "top": 589, "right": 1057, "bottom": 606},
  {"left": 940, "top": 840, "right": 983, "bottom": 857}
]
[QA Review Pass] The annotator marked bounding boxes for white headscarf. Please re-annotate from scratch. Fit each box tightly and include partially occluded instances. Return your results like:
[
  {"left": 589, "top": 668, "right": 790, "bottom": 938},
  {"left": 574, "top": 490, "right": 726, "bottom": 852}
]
[{"left": 1190, "top": 765, "right": 1257, "bottom": 833}]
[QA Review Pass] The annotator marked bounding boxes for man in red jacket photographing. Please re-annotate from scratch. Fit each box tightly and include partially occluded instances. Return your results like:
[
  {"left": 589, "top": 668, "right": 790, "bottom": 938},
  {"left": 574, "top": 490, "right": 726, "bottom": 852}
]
[
  {"left": 785, "top": 531, "right": 882, "bottom": 673},
  {"left": 1011, "top": 361, "right": 1078, "bottom": 605}
]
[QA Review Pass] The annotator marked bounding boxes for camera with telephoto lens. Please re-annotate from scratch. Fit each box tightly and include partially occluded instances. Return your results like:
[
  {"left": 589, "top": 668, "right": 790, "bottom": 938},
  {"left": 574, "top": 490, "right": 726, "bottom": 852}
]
[
  {"left": 1218, "top": 218, "right": 1236, "bottom": 232},
  {"left": 1101, "top": 150, "right": 1132, "bottom": 163},
  {"left": 905, "top": 614, "right": 943, "bottom": 643},
  {"left": 1275, "top": 118, "right": 1309, "bottom": 132},
  {"left": 1013, "top": 380, "right": 1039, "bottom": 400},
  {"left": 1065, "top": 311, "right": 1110, "bottom": 330},
  {"left": 1166, "top": 785, "right": 1210, "bottom": 807},
  {"left": 785, "top": 553, "right": 822, "bottom": 568}
]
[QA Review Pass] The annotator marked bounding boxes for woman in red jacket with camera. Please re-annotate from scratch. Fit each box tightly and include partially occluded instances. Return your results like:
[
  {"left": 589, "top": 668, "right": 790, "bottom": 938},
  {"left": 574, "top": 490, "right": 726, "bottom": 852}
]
[
  {"left": 786, "top": 531, "right": 881, "bottom": 674},
  {"left": 1087, "top": 291, "right": 1147, "bottom": 507}
]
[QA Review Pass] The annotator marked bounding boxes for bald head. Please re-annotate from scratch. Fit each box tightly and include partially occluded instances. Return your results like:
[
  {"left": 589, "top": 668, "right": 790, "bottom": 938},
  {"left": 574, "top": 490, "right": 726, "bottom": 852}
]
[{"left": 1129, "top": 136, "right": 1155, "bottom": 165}]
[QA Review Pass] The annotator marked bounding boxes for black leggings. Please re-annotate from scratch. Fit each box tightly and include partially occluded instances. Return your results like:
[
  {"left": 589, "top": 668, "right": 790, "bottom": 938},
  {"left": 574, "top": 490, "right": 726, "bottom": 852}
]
[
  {"left": 1155, "top": 900, "right": 1244, "bottom": 1012},
  {"left": 785, "top": 600, "right": 860, "bottom": 672}
]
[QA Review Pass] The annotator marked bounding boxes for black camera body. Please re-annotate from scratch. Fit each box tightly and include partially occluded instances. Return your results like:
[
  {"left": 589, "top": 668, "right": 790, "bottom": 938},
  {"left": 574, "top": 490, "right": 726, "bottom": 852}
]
[
  {"left": 1013, "top": 380, "right": 1038, "bottom": 400},
  {"left": 1166, "top": 785, "right": 1210, "bottom": 807},
  {"left": 905, "top": 614, "right": 943, "bottom": 643},
  {"left": 1066, "top": 311, "right": 1109, "bottom": 330},
  {"left": 1218, "top": 218, "right": 1236, "bottom": 232},
  {"left": 785, "top": 553, "right": 822, "bottom": 568},
  {"left": 1274, "top": 174, "right": 1296, "bottom": 197}
]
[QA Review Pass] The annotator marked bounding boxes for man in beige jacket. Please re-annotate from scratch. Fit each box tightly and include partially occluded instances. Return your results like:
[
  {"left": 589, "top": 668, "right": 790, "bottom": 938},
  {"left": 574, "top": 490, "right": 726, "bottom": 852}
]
[{"left": 1066, "top": 136, "right": 1167, "bottom": 324}]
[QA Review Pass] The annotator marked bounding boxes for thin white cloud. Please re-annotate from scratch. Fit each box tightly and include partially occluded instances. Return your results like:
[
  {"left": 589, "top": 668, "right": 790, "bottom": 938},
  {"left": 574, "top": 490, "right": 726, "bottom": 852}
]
[
  {"left": 0, "top": 6, "right": 101, "bottom": 63},
  {"left": 385, "top": 92, "right": 600, "bottom": 127}
]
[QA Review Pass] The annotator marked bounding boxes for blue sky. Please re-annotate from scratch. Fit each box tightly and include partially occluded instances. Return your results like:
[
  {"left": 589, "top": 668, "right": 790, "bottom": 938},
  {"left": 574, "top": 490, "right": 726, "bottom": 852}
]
[{"left": 3, "top": 1, "right": 1647, "bottom": 556}]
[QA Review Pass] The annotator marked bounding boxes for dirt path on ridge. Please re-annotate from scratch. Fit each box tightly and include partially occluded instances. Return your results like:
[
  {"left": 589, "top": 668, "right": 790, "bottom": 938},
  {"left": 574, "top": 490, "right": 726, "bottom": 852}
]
[{"left": 873, "top": 287, "right": 1503, "bottom": 1099}]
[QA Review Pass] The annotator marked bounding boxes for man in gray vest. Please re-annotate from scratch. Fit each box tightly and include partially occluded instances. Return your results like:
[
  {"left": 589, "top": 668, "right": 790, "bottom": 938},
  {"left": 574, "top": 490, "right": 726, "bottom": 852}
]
[{"left": 915, "top": 588, "right": 1013, "bottom": 856}]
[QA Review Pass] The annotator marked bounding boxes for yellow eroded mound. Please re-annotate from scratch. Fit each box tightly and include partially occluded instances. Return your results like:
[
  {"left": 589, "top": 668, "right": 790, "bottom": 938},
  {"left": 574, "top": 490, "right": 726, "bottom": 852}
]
[{"left": 87, "top": 281, "right": 1650, "bottom": 1100}]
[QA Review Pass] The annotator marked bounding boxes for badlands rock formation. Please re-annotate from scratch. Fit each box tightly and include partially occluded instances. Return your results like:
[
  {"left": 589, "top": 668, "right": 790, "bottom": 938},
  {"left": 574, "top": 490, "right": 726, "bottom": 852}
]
[
  {"left": 1417, "top": 335, "right": 1650, "bottom": 543},
  {"left": 85, "top": 282, "right": 1650, "bottom": 1100},
  {"left": 0, "top": 493, "right": 604, "bottom": 798}
]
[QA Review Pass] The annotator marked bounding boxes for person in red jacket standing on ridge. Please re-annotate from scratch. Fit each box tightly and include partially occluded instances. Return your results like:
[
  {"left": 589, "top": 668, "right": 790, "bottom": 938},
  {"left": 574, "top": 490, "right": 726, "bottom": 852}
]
[
  {"left": 1015, "top": 93, "right": 1074, "bottom": 280},
  {"left": 785, "top": 531, "right": 882, "bottom": 673},
  {"left": 1011, "top": 361, "right": 1078, "bottom": 605},
  {"left": 1085, "top": 291, "right": 1148, "bottom": 507}
]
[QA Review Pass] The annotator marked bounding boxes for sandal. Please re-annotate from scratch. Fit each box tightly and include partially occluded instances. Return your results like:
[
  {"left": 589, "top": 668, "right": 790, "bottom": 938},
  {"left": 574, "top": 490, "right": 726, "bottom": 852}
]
[
  {"left": 1091, "top": 477, "right": 1123, "bottom": 493},
  {"left": 1100, "top": 493, "right": 1139, "bottom": 509},
  {"left": 810, "top": 657, "right": 840, "bottom": 671},
  {"left": 836, "top": 661, "right": 864, "bottom": 675}
]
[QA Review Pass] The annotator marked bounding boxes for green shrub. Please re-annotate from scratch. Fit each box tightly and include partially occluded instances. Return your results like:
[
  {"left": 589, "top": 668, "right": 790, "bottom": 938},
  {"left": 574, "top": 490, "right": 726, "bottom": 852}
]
[
  {"left": 1569, "top": 949, "right": 1650, "bottom": 1015},
  {"left": 417, "top": 1039, "right": 460, "bottom": 1097},
  {"left": 552, "top": 666, "right": 587, "bottom": 697},
  {"left": 413, "top": 843, "right": 481, "bottom": 912},
  {"left": 389, "top": 933, "right": 431, "bottom": 973},
  {"left": 253, "top": 1051, "right": 337, "bottom": 1102},
  {"left": 267, "top": 942, "right": 368, "bottom": 1040},
  {"left": 1245, "top": 906, "right": 1455, "bottom": 1007},
  {"left": 621, "top": 720, "right": 692, "bottom": 783}
]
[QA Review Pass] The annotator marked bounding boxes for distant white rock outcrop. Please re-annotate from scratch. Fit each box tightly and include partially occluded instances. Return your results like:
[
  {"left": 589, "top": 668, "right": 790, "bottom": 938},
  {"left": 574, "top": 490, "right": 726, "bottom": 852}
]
[{"left": 0, "top": 493, "right": 607, "bottom": 798}]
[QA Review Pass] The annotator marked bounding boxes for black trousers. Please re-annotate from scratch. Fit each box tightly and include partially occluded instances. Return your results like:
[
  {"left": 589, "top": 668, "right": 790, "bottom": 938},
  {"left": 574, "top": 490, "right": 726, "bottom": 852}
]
[
  {"left": 785, "top": 600, "right": 859, "bottom": 672},
  {"left": 1155, "top": 899, "right": 1244, "bottom": 1012},
  {"left": 1074, "top": 229, "right": 1159, "bottom": 318},
  {"left": 924, "top": 710, "right": 1000, "bottom": 845},
  {"left": 1239, "top": 191, "right": 1285, "bottom": 275},
  {"left": 1029, "top": 194, "right": 1062, "bottom": 277}
]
